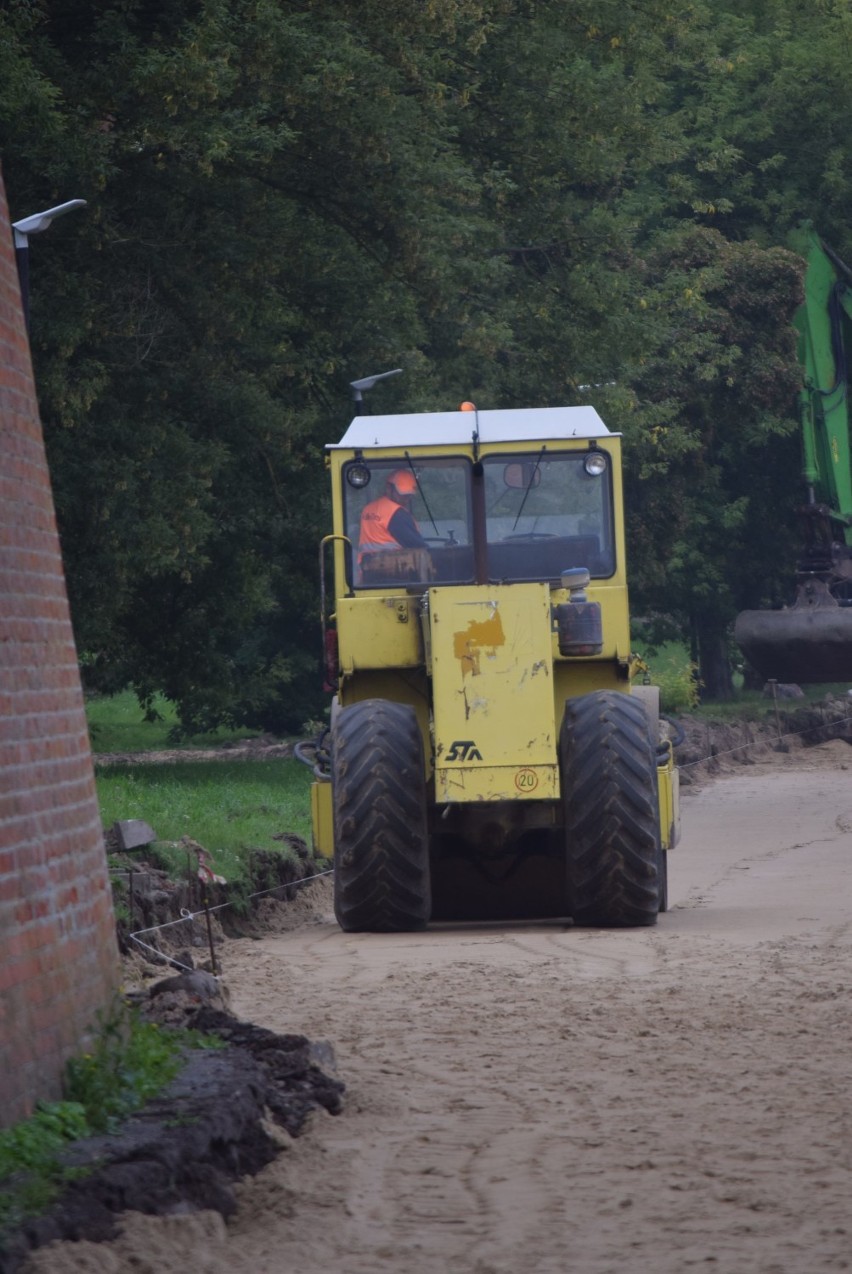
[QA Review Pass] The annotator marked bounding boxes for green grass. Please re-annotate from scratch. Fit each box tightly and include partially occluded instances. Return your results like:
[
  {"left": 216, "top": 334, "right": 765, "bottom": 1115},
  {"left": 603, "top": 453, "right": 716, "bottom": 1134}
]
[
  {"left": 87, "top": 692, "right": 317, "bottom": 887},
  {"left": 636, "top": 639, "right": 850, "bottom": 718},
  {"left": 85, "top": 691, "right": 262, "bottom": 754},
  {"left": 684, "top": 685, "right": 851, "bottom": 722},
  {"left": 96, "top": 758, "right": 314, "bottom": 884}
]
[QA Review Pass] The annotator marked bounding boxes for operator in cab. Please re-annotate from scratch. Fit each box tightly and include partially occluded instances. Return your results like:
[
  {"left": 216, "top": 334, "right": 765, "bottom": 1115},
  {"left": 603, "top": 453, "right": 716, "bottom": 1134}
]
[{"left": 358, "top": 470, "right": 428, "bottom": 556}]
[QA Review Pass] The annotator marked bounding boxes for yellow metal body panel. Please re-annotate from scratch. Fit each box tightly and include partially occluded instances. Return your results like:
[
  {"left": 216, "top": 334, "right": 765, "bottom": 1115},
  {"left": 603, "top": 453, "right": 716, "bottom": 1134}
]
[
  {"left": 657, "top": 759, "right": 680, "bottom": 851},
  {"left": 430, "top": 583, "right": 558, "bottom": 802},
  {"left": 434, "top": 762, "right": 559, "bottom": 801},
  {"left": 310, "top": 780, "right": 334, "bottom": 858},
  {"left": 336, "top": 595, "right": 421, "bottom": 671}
]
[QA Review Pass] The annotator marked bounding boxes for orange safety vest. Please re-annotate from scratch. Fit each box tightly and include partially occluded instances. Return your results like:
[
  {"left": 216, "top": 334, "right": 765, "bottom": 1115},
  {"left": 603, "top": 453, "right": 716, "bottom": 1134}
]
[{"left": 358, "top": 495, "right": 407, "bottom": 557}]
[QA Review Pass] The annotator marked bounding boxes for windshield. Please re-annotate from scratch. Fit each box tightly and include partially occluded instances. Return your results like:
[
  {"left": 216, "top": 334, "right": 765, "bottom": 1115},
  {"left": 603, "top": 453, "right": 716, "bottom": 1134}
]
[
  {"left": 343, "top": 457, "right": 473, "bottom": 588},
  {"left": 484, "top": 451, "right": 614, "bottom": 581}
]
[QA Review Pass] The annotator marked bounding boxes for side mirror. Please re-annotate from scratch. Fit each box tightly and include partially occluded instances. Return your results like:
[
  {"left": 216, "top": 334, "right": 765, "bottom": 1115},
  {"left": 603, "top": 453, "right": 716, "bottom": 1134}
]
[{"left": 503, "top": 462, "right": 541, "bottom": 490}]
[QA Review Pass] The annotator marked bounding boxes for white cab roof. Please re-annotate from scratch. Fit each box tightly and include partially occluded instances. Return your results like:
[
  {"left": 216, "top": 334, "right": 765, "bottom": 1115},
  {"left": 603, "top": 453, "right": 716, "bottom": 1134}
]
[{"left": 330, "top": 405, "right": 612, "bottom": 449}]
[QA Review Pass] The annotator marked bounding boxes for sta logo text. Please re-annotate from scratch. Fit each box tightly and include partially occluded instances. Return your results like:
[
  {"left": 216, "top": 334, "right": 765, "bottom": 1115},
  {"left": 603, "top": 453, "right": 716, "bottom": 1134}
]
[{"left": 445, "top": 740, "right": 483, "bottom": 762}]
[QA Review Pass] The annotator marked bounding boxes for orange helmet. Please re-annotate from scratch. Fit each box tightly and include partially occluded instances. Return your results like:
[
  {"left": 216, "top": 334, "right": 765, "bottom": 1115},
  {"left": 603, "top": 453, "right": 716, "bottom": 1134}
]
[{"left": 389, "top": 470, "right": 417, "bottom": 495}]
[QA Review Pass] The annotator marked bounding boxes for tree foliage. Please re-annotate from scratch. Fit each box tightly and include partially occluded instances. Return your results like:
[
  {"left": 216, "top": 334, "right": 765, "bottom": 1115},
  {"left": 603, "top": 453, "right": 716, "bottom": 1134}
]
[
  {"left": 623, "top": 228, "right": 804, "bottom": 696},
  {"left": 1, "top": 0, "right": 499, "bottom": 729},
  {"left": 0, "top": 0, "right": 842, "bottom": 716}
]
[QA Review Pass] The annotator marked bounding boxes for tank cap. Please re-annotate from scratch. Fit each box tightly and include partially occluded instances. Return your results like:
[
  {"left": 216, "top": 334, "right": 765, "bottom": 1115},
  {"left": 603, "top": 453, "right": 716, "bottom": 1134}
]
[{"left": 561, "top": 567, "right": 591, "bottom": 594}]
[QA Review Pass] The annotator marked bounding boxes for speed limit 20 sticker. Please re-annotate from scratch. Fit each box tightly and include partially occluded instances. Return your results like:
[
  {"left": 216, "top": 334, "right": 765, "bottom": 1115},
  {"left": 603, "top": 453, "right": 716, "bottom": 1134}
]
[{"left": 514, "top": 768, "right": 539, "bottom": 793}]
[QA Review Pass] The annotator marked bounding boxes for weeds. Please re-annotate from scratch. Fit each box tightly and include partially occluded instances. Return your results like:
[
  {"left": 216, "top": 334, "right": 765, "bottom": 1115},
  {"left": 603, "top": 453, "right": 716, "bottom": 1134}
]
[
  {"left": 655, "top": 658, "right": 702, "bottom": 714},
  {"left": 65, "top": 1004, "right": 183, "bottom": 1133},
  {"left": 0, "top": 1102, "right": 91, "bottom": 1234},
  {"left": 0, "top": 1001, "right": 224, "bottom": 1238}
]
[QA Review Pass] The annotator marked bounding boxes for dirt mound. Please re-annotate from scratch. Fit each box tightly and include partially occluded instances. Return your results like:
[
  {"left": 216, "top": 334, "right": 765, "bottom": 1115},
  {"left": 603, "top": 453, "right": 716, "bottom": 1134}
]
[
  {"left": 109, "top": 835, "right": 331, "bottom": 965},
  {"left": 671, "top": 692, "right": 852, "bottom": 784},
  {"left": 1, "top": 868, "right": 339, "bottom": 1274},
  {"left": 0, "top": 1000, "right": 343, "bottom": 1274}
]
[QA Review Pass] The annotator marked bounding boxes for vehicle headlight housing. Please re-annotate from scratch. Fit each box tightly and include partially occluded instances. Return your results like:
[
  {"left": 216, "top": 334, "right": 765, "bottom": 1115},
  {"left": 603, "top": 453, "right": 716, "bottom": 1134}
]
[{"left": 584, "top": 451, "right": 607, "bottom": 477}]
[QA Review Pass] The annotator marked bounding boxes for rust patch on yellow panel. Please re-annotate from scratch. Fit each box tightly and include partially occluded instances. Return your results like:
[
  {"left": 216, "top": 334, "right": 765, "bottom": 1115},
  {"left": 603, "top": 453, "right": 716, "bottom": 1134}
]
[{"left": 452, "top": 610, "right": 506, "bottom": 677}]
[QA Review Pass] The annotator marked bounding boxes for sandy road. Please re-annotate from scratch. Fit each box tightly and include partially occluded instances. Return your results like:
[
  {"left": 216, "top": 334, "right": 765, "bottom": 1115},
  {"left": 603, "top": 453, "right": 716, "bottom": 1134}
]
[{"left": 29, "top": 740, "right": 852, "bottom": 1273}]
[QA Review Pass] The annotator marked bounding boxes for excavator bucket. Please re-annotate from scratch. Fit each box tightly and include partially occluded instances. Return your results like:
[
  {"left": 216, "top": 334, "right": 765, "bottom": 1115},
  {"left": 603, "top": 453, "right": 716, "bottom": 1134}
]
[{"left": 735, "top": 606, "right": 852, "bottom": 684}]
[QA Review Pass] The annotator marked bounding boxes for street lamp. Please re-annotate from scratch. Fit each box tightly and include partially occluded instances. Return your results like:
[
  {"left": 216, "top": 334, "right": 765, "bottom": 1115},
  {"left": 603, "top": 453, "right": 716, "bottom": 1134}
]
[
  {"left": 12, "top": 199, "right": 87, "bottom": 333},
  {"left": 349, "top": 368, "right": 402, "bottom": 415}
]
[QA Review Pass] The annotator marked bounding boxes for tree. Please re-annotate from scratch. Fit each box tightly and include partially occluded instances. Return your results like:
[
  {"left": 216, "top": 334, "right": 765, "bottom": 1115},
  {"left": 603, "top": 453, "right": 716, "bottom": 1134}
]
[
  {"left": 1, "top": 0, "right": 838, "bottom": 716},
  {"left": 658, "top": 0, "right": 852, "bottom": 255},
  {"left": 448, "top": 0, "right": 704, "bottom": 406},
  {"left": 0, "top": 0, "right": 502, "bottom": 731},
  {"left": 621, "top": 227, "right": 804, "bottom": 697}
]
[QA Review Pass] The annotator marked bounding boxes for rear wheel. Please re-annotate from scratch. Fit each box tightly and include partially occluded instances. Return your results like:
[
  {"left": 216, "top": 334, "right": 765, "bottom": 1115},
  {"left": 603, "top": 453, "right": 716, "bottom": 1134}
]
[
  {"left": 331, "top": 699, "right": 431, "bottom": 932},
  {"left": 560, "top": 691, "right": 661, "bottom": 927}
]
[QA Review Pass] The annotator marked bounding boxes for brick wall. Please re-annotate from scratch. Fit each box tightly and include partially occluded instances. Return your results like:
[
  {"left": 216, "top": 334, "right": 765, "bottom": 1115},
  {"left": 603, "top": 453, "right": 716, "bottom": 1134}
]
[{"left": 0, "top": 171, "right": 119, "bottom": 1127}]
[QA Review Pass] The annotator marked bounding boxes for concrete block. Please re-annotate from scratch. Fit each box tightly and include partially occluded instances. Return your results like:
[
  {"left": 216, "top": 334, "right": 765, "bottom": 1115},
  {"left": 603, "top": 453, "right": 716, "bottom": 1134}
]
[{"left": 113, "top": 819, "right": 156, "bottom": 850}]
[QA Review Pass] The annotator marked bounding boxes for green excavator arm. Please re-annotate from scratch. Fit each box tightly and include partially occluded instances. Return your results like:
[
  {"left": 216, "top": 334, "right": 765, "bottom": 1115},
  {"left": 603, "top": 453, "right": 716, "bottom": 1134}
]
[
  {"left": 735, "top": 229, "right": 852, "bottom": 683},
  {"left": 794, "top": 229, "right": 852, "bottom": 542}
]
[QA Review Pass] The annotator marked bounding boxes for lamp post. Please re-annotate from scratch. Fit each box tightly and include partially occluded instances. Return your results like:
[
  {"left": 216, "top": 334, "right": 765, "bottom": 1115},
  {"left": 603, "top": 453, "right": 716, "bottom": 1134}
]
[
  {"left": 12, "top": 199, "right": 87, "bottom": 333},
  {"left": 349, "top": 368, "right": 402, "bottom": 415}
]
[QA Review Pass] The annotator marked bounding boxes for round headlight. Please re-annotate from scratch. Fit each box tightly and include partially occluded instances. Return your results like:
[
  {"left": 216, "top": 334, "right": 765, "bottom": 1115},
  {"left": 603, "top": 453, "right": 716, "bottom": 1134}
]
[
  {"left": 584, "top": 451, "right": 607, "bottom": 476},
  {"left": 347, "top": 463, "right": 371, "bottom": 489}
]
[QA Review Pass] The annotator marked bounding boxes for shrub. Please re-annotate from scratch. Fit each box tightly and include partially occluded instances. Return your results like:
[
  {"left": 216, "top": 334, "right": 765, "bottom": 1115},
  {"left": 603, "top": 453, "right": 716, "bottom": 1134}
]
[{"left": 655, "top": 657, "right": 702, "bottom": 714}]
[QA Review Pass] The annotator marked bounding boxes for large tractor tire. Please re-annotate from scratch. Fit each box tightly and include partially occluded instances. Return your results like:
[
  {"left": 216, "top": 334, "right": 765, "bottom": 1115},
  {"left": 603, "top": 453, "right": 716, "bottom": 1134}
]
[
  {"left": 331, "top": 699, "right": 431, "bottom": 932},
  {"left": 560, "top": 690, "right": 662, "bottom": 927}
]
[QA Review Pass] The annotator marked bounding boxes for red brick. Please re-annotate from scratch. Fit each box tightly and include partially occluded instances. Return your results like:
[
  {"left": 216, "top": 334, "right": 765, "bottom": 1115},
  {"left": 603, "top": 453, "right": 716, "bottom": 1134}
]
[{"left": 0, "top": 167, "right": 119, "bottom": 1128}]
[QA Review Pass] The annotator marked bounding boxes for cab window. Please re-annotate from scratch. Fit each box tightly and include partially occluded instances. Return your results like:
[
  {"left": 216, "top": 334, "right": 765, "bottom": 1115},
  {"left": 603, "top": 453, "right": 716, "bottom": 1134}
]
[
  {"left": 483, "top": 451, "right": 615, "bottom": 581},
  {"left": 343, "top": 458, "right": 474, "bottom": 588}
]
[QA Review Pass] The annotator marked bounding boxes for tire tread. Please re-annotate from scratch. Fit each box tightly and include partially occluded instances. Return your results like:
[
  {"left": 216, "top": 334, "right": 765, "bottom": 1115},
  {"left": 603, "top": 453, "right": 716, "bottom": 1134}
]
[
  {"left": 332, "top": 699, "right": 431, "bottom": 932},
  {"left": 561, "top": 691, "right": 661, "bottom": 927}
]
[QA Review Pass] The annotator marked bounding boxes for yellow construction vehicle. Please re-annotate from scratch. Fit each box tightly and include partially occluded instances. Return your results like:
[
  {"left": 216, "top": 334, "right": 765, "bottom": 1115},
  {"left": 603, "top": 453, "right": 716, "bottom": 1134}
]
[{"left": 308, "top": 389, "right": 679, "bottom": 930}]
